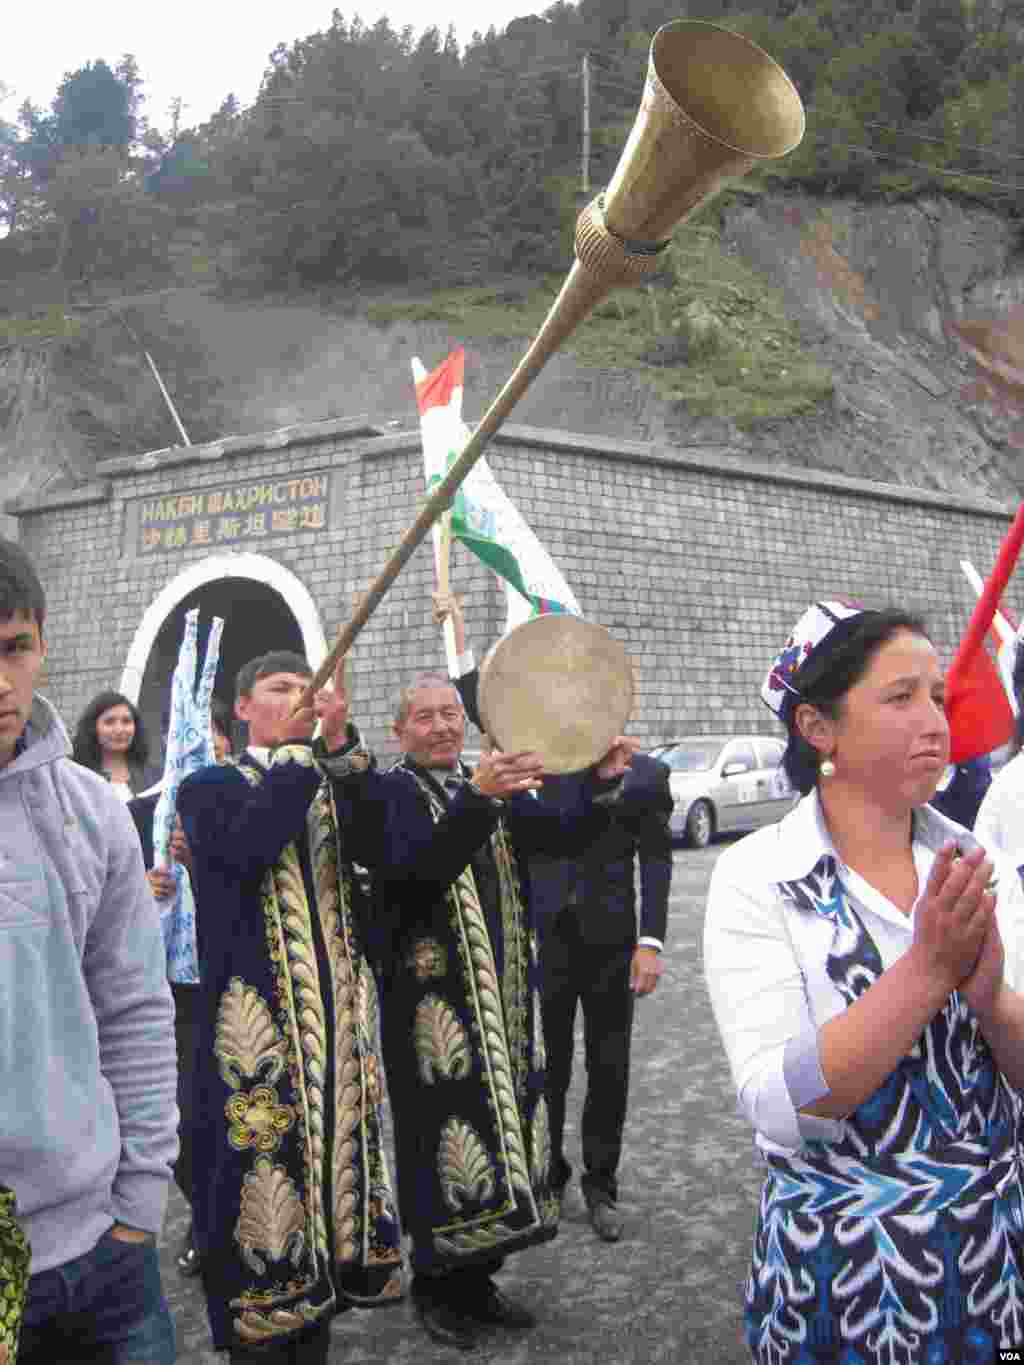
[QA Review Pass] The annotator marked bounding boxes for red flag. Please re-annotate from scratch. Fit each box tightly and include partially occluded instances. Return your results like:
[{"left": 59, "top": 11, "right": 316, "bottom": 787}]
[
  {"left": 946, "top": 317, "right": 1024, "bottom": 755},
  {"left": 946, "top": 504, "right": 1024, "bottom": 761},
  {"left": 946, "top": 640, "right": 1014, "bottom": 763}
]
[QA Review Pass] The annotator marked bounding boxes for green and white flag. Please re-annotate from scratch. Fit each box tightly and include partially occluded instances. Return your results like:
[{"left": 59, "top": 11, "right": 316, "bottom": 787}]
[{"left": 413, "top": 346, "right": 581, "bottom": 633}]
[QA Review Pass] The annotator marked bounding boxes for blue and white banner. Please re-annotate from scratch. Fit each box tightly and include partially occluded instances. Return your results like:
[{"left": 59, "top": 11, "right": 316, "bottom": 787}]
[{"left": 153, "top": 608, "right": 224, "bottom": 983}]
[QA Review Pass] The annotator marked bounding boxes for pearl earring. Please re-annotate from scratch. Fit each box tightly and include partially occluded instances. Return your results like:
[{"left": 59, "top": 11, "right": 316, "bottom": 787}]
[{"left": 820, "top": 757, "right": 836, "bottom": 779}]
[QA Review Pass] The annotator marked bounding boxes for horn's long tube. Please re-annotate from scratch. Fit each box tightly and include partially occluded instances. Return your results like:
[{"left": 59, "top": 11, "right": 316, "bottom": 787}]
[
  {"left": 301, "top": 254, "right": 622, "bottom": 700},
  {"left": 299, "top": 20, "right": 805, "bottom": 705}
]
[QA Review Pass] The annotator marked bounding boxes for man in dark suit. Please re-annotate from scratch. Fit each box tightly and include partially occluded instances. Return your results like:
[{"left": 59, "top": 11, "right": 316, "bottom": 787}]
[{"left": 435, "top": 593, "right": 673, "bottom": 1243}]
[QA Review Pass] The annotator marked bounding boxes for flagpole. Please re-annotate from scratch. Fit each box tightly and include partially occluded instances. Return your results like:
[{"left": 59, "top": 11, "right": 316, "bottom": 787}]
[
  {"left": 436, "top": 516, "right": 459, "bottom": 675},
  {"left": 948, "top": 507, "right": 1024, "bottom": 687},
  {"left": 301, "top": 347, "right": 580, "bottom": 708},
  {"left": 115, "top": 311, "right": 192, "bottom": 447},
  {"left": 960, "top": 560, "right": 1017, "bottom": 643},
  {"left": 299, "top": 319, "right": 566, "bottom": 706},
  {"left": 962, "top": 557, "right": 1021, "bottom": 716},
  {"left": 412, "top": 355, "right": 460, "bottom": 676}
]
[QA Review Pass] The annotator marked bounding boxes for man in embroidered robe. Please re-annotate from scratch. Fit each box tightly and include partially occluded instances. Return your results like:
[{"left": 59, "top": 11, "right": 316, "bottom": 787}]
[
  {"left": 177, "top": 652, "right": 403, "bottom": 1364},
  {"left": 340, "top": 672, "right": 636, "bottom": 1351},
  {"left": 435, "top": 591, "right": 674, "bottom": 1243}
]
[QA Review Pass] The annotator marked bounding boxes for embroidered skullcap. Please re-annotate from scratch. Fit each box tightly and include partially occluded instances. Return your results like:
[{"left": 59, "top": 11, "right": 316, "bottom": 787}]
[{"left": 761, "top": 598, "right": 868, "bottom": 718}]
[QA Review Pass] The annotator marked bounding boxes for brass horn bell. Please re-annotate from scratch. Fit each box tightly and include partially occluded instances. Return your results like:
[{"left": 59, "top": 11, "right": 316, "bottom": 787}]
[
  {"left": 578, "top": 19, "right": 806, "bottom": 285},
  {"left": 455, "top": 18, "right": 808, "bottom": 467},
  {"left": 300, "top": 22, "right": 806, "bottom": 700}
]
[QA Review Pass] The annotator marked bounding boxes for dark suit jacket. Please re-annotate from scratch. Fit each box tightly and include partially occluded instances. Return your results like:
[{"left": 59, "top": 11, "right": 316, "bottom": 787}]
[
  {"left": 929, "top": 755, "right": 993, "bottom": 831},
  {"left": 454, "top": 668, "right": 673, "bottom": 947},
  {"left": 127, "top": 791, "right": 159, "bottom": 868}
]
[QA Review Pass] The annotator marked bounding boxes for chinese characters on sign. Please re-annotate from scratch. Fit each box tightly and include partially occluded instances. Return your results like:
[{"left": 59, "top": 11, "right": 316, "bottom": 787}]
[{"left": 138, "top": 475, "right": 330, "bottom": 555}]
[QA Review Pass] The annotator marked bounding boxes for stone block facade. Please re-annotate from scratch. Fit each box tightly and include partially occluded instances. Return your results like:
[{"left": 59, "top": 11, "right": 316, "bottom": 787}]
[{"left": 6, "top": 414, "right": 1018, "bottom": 760}]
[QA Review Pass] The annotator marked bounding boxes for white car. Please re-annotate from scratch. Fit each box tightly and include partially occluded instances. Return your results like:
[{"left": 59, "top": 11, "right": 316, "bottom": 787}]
[{"left": 651, "top": 734, "right": 795, "bottom": 848}]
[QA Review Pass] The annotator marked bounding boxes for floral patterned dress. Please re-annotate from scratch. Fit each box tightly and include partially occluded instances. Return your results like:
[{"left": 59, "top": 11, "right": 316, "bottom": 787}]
[{"left": 745, "top": 855, "right": 1024, "bottom": 1365}]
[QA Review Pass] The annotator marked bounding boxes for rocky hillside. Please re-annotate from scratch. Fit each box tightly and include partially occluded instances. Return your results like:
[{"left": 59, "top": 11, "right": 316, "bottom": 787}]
[{"left": 3, "top": 191, "right": 1023, "bottom": 524}]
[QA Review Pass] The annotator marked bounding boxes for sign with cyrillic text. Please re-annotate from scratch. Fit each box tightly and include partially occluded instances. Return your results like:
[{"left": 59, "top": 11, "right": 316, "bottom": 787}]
[{"left": 136, "top": 474, "right": 330, "bottom": 555}]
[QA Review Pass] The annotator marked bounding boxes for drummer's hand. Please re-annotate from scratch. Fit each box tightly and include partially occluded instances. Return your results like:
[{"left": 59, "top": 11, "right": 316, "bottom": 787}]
[
  {"left": 596, "top": 736, "right": 639, "bottom": 781},
  {"left": 314, "top": 658, "right": 350, "bottom": 751},
  {"left": 470, "top": 749, "right": 545, "bottom": 799}
]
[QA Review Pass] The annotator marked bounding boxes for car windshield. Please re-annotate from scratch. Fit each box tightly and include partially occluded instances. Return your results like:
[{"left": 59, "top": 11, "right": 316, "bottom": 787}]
[{"left": 662, "top": 741, "right": 723, "bottom": 773}]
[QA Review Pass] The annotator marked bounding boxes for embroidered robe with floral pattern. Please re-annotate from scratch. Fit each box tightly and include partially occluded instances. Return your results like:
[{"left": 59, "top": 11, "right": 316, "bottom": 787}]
[
  {"left": 333, "top": 755, "right": 618, "bottom": 1273},
  {"left": 177, "top": 741, "right": 402, "bottom": 1351}
]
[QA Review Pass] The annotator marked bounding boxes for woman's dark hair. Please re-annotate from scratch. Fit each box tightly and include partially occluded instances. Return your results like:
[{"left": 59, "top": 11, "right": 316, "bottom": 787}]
[
  {"left": 71, "top": 690, "right": 150, "bottom": 774},
  {"left": 781, "top": 609, "right": 930, "bottom": 795}
]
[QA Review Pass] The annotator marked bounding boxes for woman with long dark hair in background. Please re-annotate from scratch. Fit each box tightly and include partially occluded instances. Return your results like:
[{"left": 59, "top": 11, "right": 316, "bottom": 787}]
[{"left": 71, "top": 690, "right": 151, "bottom": 801}]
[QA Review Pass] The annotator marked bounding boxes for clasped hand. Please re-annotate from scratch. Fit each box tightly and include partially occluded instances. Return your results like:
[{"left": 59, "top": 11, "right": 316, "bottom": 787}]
[{"left": 914, "top": 841, "right": 1002, "bottom": 1009}]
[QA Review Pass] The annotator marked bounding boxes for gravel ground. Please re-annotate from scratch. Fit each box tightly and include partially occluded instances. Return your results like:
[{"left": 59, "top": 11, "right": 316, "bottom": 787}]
[{"left": 162, "top": 841, "right": 763, "bottom": 1364}]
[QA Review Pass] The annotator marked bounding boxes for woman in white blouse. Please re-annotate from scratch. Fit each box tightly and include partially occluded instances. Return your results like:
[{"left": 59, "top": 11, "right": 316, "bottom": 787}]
[{"left": 705, "top": 599, "right": 1024, "bottom": 1365}]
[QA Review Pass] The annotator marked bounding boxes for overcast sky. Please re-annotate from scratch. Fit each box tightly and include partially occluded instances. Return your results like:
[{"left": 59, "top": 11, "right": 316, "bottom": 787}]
[{"left": 6, "top": 0, "right": 542, "bottom": 135}]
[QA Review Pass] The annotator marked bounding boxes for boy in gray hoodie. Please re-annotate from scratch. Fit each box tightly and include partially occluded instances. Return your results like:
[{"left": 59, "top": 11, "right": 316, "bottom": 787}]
[{"left": 0, "top": 537, "right": 179, "bottom": 1363}]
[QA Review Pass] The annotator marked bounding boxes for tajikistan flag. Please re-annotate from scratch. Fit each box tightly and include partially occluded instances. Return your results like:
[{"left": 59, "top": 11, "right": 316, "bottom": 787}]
[{"left": 413, "top": 347, "right": 581, "bottom": 630}]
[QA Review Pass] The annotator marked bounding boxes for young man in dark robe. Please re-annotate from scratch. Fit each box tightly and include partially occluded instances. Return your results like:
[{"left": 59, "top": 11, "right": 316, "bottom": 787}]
[
  {"left": 177, "top": 652, "right": 403, "bottom": 1364},
  {"left": 338, "top": 672, "right": 635, "bottom": 1350}
]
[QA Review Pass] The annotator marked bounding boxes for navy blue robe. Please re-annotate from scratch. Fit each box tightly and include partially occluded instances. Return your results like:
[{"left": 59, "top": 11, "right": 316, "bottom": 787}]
[
  {"left": 337, "top": 755, "right": 617, "bottom": 1275},
  {"left": 177, "top": 741, "right": 402, "bottom": 1352}
]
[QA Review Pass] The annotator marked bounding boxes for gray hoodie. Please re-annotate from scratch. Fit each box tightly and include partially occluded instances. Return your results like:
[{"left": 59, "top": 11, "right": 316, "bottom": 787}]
[{"left": 0, "top": 695, "right": 178, "bottom": 1273}]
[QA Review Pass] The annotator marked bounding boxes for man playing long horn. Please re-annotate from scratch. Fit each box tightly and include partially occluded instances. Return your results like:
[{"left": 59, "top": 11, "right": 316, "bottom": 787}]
[
  {"left": 177, "top": 652, "right": 403, "bottom": 1364},
  {"left": 333, "top": 670, "right": 636, "bottom": 1350}
]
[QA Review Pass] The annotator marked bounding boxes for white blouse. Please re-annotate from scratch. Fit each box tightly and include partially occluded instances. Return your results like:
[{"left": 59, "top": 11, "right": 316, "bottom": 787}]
[
  {"left": 975, "top": 751, "right": 1024, "bottom": 861},
  {"left": 704, "top": 790, "right": 1023, "bottom": 1159}
]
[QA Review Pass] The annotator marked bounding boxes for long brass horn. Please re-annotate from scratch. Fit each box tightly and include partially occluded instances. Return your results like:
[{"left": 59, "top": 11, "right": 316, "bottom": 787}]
[{"left": 302, "top": 20, "right": 805, "bottom": 700}]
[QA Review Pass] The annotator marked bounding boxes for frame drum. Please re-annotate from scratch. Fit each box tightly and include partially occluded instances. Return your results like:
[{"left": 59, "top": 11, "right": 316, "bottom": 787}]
[{"left": 476, "top": 615, "right": 634, "bottom": 774}]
